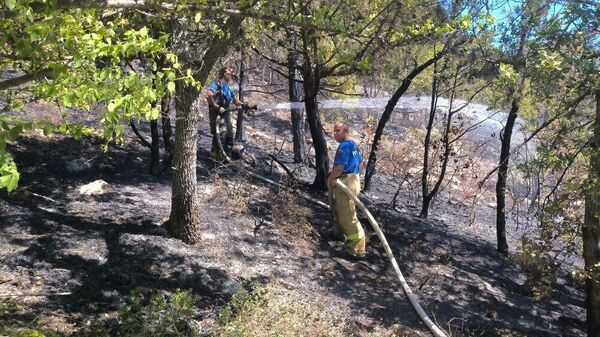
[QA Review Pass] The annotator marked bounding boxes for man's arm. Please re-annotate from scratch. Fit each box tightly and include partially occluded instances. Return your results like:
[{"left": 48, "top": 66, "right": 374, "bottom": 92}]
[
  {"left": 327, "top": 164, "right": 344, "bottom": 190},
  {"left": 205, "top": 90, "right": 220, "bottom": 109},
  {"left": 233, "top": 96, "right": 246, "bottom": 107}
]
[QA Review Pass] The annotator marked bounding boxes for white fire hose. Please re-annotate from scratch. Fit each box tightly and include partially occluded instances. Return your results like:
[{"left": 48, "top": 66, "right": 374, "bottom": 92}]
[
  {"left": 213, "top": 123, "right": 447, "bottom": 336},
  {"left": 333, "top": 179, "right": 448, "bottom": 337}
]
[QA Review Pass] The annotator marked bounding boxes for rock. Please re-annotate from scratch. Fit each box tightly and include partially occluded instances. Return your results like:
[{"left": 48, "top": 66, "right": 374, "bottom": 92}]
[
  {"left": 221, "top": 279, "right": 242, "bottom": 298},
  {"left": 66, "top": 159, "right": 92, "bottom": 173},
  {"left": 78, "top": 180, "right": 112, "bottom": 196},
  {"left": 203, "top": 233, "right": 216, "bottom": 240},
  {"left": 486, "top": 202, "right": 497, "bottom": 208}
]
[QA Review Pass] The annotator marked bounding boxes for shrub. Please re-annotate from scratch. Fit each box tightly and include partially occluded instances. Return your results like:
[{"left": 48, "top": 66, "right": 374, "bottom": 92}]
[
  {"left": 215, "top": 285, "right": 346, "bottom": 337},
  {"left": 514, "top": 237, "right": 559, "bottom": 301},
  {"left": 115, "top": 288, "right": 197, "bottom": 337}
]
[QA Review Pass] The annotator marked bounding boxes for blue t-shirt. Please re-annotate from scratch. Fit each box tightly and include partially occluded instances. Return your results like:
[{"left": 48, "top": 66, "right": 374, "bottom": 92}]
[
  {"left": 207, "top": 80, "right": 235, "bottom": 107},
  {"left": 334, "top": 139, "right": 361, "bottom": 175}
]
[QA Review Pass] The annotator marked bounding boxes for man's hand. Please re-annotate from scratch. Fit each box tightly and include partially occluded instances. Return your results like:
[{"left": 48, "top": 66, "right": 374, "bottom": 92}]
[{"left": 219, "top": 106, "right": 226, "bottom": 114}]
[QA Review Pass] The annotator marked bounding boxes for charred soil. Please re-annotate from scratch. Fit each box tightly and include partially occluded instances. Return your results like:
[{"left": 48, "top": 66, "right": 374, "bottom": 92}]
[{"left": 0, "top": 108, "right": 586, "bottom": 336}]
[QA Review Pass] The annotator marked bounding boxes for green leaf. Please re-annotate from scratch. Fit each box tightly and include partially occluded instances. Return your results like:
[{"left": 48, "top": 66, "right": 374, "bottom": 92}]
[
  {"left": 167, "top": 81, "right": 176, "bottom": 93},
  {"left": 7, "top": 172, "right": 18, "bottom": 192},
  {"left": 43, "top": 123, "right": 55, "bottom": 136},
  {"left": 107, "top": 101, "right": 117, "bottom": 112},
  {"left": 5, "top": 0, "right": 16, "bottom": 10},
  {"left": 8, "top": 124, "right": 23, "bottom": 140}
]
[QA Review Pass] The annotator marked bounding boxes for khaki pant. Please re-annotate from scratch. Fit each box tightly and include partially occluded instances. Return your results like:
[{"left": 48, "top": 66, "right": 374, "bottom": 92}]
[
  {"left": 331, "top": 173, "right": 366, "bottom": 257},
  {"left": 209, "top": 106, "right": 233, "bottom": 155}
]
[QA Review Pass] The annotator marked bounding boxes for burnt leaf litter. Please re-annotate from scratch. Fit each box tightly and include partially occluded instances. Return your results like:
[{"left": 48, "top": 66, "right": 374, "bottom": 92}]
[{"left": 0, "top": 112, "right": 586, "bottom": 336}]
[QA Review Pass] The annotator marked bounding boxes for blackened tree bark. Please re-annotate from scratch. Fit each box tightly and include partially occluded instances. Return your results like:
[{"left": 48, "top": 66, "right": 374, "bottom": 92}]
[
  {"left": 289, "top": 50, "right": 306, "bottom": 163},
  {"left": 149, "top": 119, "right": 160, "bottom": 176},
  {"left": 420, "top": 60, "right": 439, "bottom": 218},
  {"left": 168, "top": 16, "right": 244, "bottom": 244},
  {"left": 363, "top": 52, "right": 446, "bottom": 191},
  {"left": 235, "top": 50, "right": 245, "bottom": 142},
  {"left": 161, "top": 95, "right": 173, "bottom": 165},
  {"left": 303, "top": 62, "right": 329, "bottom": 189},
  {"left": 128, "top": 117, "right": 160, "bottom": 176},
  {"left": 493, "top": 0, "right": 549, "bottom": 256},
  {"left": 583, "top": 90, "right": 600, "bottom": 337},
  {"left": 495, "top": 96, "right": 519, "bottom": 255}
]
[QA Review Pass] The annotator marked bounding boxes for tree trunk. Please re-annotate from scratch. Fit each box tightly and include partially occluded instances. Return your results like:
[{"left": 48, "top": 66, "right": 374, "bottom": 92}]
[
  {"left": 583, "top": 90, "right": 600, "bottom": 337},
  {"left": 364, "top": 54, "right": 444, "bottom": 191},
  {"left": 288, "top": 50, "right": 306, "bottom": 163},
  {"left": 495, "top": 97, "right": 519, "bottom": 255},
  {"left": 302, "top": 66, "right": 328, "bottom": 189},
  {"left": 161, "top": 95, "right": 173, "bottom": 165},
  {"left": 168, "top": 16, "right": 243, "bottom": 243},
  {"left": 235, "top": 50, "right": 245, "bottom": 142},
  {"left": 168, "top": 84, "right": 202, "bottom": 243},
  {"left": 149, "top": 119, "right": 160, "bottom": 176},
  {"left": 420, "top": 66, "right": 460, "bottom": 218},
  {"left": 420, "top": 64, "right": 438, "bottom": 218}
]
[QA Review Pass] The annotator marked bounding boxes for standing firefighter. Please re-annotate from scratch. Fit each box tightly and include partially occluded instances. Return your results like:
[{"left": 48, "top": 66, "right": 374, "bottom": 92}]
[
  {"left": 205, "top": 66, "right": 248, "bottom": 157},
  {"left": 327, "top": 122, "right": 366, "bottom": 258}
]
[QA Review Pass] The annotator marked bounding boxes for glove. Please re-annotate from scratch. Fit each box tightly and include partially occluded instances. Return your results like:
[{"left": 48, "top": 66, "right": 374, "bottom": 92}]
[{"left": 219, "top": 106, "right": 226, "bottom": 114}]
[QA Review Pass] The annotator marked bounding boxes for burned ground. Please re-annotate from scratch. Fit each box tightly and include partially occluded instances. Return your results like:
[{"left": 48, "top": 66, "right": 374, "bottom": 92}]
[{"left": 0, "top": 110, "right": 586, "bottom": 336}]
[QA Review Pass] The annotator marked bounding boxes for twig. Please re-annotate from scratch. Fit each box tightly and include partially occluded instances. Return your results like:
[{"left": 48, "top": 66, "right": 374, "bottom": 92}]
[
  {"left": 268, "top": 154, "right": 296, "bottom": 180},
  {"left": 30, "top": 192, "right": 59, "bottom": 204},
  {"left": 0, "top": 292, "right": 72, "bottom": 297}
]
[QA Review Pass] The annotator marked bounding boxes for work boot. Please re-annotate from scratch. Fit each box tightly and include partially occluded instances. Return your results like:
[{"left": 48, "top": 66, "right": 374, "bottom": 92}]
[{"left": 346, "top": 236, "right": 366, "bottom": 258}]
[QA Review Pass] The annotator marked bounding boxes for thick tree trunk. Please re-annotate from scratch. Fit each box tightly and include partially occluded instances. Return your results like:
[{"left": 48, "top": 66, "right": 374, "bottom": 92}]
[
  {"left": 364, "top": 54, "right": 443, "bottom": 191},
  {"left": 149, "top": 119, "right": 160, "bottom": 176},
  {"left": 168, "top": 84, "right": 202, "bottom": 243},
  {"left": 168, "top": 16, "right": 243, "bottom": 243},
  {"left": 288, "top": 50, "right": 305, "bottom": 163},
  {"left": 583, "top": 90, "right": 600, "bottom": 337},
  {"left": 495, "top": 97, "right": 519, "bottom": 255}
]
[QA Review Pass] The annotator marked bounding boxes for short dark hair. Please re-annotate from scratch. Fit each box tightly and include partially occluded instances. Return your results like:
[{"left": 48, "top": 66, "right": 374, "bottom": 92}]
[
  {"left": 218, "top": 66, "right": 230, "bottom": 79},
  {"left": 334, "top": 122, "right": 349, "bottom": 133}
]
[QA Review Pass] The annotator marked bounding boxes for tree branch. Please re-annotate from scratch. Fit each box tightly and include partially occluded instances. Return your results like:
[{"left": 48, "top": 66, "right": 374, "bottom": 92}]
[{"left": 0, "top": 69, "right": 53, "bottom": 91}]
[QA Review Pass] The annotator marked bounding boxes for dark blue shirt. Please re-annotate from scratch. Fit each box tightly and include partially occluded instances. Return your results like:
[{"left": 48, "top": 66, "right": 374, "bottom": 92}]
[
  {"left": 207, "top": 80, "right": 235, "bottom": 106},
  {"left": 334, "top": 139, "right": 361, "bottom": 175}
]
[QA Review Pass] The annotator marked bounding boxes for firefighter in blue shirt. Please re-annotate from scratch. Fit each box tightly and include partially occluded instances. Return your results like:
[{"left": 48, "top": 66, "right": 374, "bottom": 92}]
[
  {"left": 327, "top": 122, "right": 366, "bottom": 258},
  {"left": 205, "top": 66, "right": 248, "bottom": 157}
]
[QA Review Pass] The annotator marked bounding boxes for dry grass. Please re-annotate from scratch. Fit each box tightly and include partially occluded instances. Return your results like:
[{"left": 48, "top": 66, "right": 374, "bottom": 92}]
[
  {"left": 266, "top": 185, "right": 315, "bottom": 240},
  {"left": 208, "top": 171, "right": 253, "bottom": 216},
  {"left": 215, "top": 284, "right": 346, "bottom": 337}
]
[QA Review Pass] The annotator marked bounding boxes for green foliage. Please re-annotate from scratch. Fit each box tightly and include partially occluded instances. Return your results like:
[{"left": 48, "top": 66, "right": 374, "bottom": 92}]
[
  {"left": 216, "top": 285, "right": 346, "bottom": 337},
  {"left": 494, "top": 63, "right": 519, "bottom": 88},
  {"left": 0, "top": 3, "right": 200, "bottom": 191},
  {"left": 514, "top": 237, "right": 560, "bottom": 302},
  {"left": 0, "top": 327, "right": 60, "bottom": 337},
  {"left": 115, "top": 288, "right": 197, "bottom": 337}
]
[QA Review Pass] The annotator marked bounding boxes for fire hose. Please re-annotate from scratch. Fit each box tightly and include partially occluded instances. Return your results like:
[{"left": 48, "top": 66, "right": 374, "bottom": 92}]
[{"left": 213, "top": 114, "right": 448, "bottom": 337}]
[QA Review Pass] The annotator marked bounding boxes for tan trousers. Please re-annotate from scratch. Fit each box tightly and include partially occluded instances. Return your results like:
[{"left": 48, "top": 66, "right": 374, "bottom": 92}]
[{"left": 332, "top": 173, "right": 366, "bottom": 257}]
